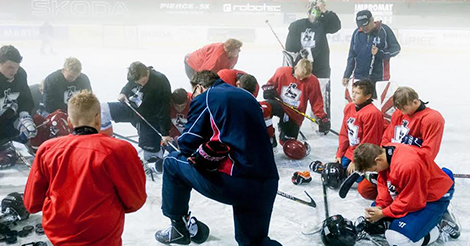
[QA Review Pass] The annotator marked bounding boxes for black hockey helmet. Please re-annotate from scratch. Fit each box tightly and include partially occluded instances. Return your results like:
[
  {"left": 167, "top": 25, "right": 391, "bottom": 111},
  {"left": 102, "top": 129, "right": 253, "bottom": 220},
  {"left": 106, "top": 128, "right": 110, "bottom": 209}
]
[
  {"left": 321, "top": 214, "right": 357, "bottom": 246},
  {"left": 1, "top": 192, "right": 30, "bottom": 223},
  {"left": 321, "top": 162, "right": 346, "bottom": 189}
]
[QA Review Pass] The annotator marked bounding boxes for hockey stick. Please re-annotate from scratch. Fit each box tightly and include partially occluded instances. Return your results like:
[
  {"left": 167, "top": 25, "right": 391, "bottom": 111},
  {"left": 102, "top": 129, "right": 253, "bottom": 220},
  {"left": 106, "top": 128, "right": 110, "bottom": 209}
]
[
  {"left": 339, "top": 171, "right": 362, "bottom": 199},
  {"left": 322, "top": 176, "right": 329, "bottom": 218},
  {"left": 265, "top": 20, "right": 285, "bottom": 50},
  {"left": 113, "top": 133, "right": 139, "bottom": 145},
  {"left": 122, "top": 100, "right": 180, "bottom": 152},
  {"left": 277, "top": 190, "right": 316, "bottom": 208},
  {"left": 454, "top": 174, "right": 470, "bottom": 178},
  {"left": 274, "top": 97, "right": 340, "bottom": 136}
]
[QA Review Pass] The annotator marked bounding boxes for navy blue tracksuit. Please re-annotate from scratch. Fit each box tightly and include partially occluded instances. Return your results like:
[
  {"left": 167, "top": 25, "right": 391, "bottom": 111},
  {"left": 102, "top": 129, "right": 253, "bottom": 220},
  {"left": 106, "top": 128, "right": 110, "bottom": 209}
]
[
  {"left": 162, "top": 80, "right": 280, "bottom": 245},
  {"left": 343, "top": 22, "right": 400, "bottom": 82}
]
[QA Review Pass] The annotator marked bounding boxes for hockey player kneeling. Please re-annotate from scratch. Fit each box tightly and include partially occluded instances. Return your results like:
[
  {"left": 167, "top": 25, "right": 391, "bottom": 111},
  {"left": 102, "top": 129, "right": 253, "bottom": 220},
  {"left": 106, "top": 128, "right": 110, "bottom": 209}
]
[
  {"left": 353, "top": 143, "right": 459, "bottom": 245},
  {"left": 155, "top": 71, "right": 281, "bottom": 245}
]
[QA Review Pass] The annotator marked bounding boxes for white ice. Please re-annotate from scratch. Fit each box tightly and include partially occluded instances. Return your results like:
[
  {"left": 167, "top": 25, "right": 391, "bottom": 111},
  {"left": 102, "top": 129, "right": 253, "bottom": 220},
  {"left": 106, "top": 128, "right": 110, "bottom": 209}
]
[{"left": 1, "top": 16, "right": 469, "bottom": 246}]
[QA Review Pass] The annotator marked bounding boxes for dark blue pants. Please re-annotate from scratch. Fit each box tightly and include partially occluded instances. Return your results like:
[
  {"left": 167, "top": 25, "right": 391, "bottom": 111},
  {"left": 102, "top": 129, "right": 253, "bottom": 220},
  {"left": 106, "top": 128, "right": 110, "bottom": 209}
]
[
  {"left": 162, "top": 152, "right": 281, "bottom": 246},
  {"left": 108, "top": 102, "right": 162, "bottom": 152}
]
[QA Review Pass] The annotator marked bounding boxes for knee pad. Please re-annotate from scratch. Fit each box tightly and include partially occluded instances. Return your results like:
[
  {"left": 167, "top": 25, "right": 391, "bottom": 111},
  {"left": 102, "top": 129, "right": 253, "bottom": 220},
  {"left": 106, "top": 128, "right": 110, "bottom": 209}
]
[{"left": 100, "top": 102, "right": 112, "bottom": 131}]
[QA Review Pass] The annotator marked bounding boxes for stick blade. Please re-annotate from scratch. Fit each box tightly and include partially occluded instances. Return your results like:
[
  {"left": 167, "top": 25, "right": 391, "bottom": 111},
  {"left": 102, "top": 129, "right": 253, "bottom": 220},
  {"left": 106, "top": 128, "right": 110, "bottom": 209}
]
[{"left": 338, "top": 172, "right": 361, "bottom": 198}]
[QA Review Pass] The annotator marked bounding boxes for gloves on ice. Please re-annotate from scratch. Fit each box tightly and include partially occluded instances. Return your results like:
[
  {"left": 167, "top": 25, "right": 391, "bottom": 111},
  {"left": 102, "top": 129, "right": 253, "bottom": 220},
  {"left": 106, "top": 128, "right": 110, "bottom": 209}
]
[
  {"left": 309, "top": 160, "right": 324, "bottom": 174},
  {"left": 318, "top": 117, "right": 331, "bottom": 135},
  {"left": 291, "top": 170, "right": 312, "bottom": 185},
  {"left": 401, "top": 135, "right": 423, "bottom": 148},
  {"left": 189, "top": 141, "right": 230, "bottom": 172},
  {"left": 262, "top": 84, "right": 278, "bottom": 100},
  {"left": 17, "top": 112, "right": 37, "bottom": 139}
]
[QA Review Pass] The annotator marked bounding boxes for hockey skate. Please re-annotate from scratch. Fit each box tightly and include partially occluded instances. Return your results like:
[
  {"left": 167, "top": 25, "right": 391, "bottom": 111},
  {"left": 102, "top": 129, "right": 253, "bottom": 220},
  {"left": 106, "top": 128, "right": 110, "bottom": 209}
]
[
  {"left": 439, "top": 206, "right": 461, "bottom": 239},
  {"left": 155, "top": 218, "right": 191, "bottom": 245}
]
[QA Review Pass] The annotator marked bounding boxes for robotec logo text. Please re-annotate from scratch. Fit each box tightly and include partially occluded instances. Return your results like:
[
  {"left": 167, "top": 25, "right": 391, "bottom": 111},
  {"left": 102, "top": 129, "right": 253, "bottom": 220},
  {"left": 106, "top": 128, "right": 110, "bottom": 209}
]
[
  {"left": 223, "top": 3, "right": 281, "bottom": 13},
  {"left": 31, "top": 0, "right": 128, "bottom": 16}
]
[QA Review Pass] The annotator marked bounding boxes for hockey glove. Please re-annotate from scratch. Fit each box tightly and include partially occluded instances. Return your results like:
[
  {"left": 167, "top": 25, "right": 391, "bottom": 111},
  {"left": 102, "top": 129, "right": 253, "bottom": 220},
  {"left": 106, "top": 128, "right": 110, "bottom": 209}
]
[
  {"left": 300, "top": 48, "right": 310, "bottom": 59},
  {"left": 291, "top": 171, "right": 312, "bottom": 185},
  {"left": 262, "top": 84, "right": 278, "bottom": 100},
  {"left": 309, "top": 160, "right": 324, "bottom": 174},
  {"left": 318, "top": 117, "right": 331, "bottom": 135},
  {"left": 0, "top": 106, "right": 17, "bottom": 121},
  {"left": 17, "top": 112, "right": 37, "bottom": 140},
  {"left": 189, "top": 141, "right": 230, "bottom": 172},
  {"left": 401, "top": 135, "right": 423, "bottom": 148}
]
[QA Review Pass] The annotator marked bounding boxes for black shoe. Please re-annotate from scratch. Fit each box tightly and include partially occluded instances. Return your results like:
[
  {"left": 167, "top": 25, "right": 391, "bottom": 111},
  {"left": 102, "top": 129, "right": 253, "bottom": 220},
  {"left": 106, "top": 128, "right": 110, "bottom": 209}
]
[
  {"left": 439, "top": 207, "right": 460, "bottom": 239},
  {"left": 155, "top": 218, "right": 190, "bottom": 245},
  {"left": 186, "top": 214, "right": 210, "bottom": 244}
]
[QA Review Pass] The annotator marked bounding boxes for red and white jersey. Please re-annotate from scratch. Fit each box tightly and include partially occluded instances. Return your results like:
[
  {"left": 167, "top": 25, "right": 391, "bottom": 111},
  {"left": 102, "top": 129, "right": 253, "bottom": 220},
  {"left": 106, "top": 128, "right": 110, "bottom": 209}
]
[
  {"left": 169, "top": 92, "right": 192, "bottom": 139},
  {"left": 186, "top": 43, "right": 238, "bottom": 73},
  {"left": 376, "top": 143, "right": 453, "bottom": 218},
  {"left": 217, "top": 69, "right": 260, "bottom": 97},
  {"left": 24, "top": 133, "right": 147, "bottom": 246},
  {"left": 260, "top": 101, "right": 274, "bottom": 138},
  {"left": 381, "top": 107, "right": 444, "bottom": 160},
  {"left": 336, "top": 102, "right": 384, "bottom": 160},
  {"left": 266, "top": 67, "right": 326, "bottom": 126}
]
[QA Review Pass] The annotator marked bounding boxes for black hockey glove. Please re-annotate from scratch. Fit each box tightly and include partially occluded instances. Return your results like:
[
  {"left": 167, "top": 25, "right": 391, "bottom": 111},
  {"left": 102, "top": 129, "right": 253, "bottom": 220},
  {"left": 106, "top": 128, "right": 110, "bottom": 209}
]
[
  {"left": 188, "top": 141, "right": 230, "bottom": 172},
  {"left": 401, "top": 135, "right": 423, "bottom": 148},
  {"left": 300, "top": 48, "right": 310, "bottom": 59},
  {"left": 318, "top": 117, "right": 331, "bottom": 135},
  {"left": 262, "top": 84, "right": 278, "bottom": 100}
]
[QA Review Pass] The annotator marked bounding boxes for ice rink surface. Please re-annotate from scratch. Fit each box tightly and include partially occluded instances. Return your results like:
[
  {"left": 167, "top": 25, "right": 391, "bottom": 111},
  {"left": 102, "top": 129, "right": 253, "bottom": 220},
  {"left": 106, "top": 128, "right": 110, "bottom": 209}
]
[{"left": 1, "top": 17, "right": 470, "bottom": 245}]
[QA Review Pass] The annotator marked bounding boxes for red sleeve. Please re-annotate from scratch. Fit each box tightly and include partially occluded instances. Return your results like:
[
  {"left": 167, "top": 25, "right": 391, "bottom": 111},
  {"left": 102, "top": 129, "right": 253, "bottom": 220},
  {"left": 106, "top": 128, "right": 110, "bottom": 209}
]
[
  {"left": 308, "top": 76, "right": 327, "bottom": 119},
  {"left": 381, "top": 110, "right": 400, "bottom": 146},
  {"left": 360, "top": 108, "right": 384, "bottom": 146},
  {"left": 336, "top": 104, "right": 350, "bottom": 158},
  {"left": 375, "top": 172, "right": 393, "bottom": 209},
  {"left": 420, "top": 112, "right": 445, "bottom": 160},
  {"left": 382, "top": 162, "right": 429, "bottom": 218},
  {"left": 266, "top": 68, "right": 282, "bottom": 92},
  {"left": 24, "top": 145, "right": 50, "bottom": 213},
  {"left": 104, "top": 142, "right": 147, "bottom": 213}
]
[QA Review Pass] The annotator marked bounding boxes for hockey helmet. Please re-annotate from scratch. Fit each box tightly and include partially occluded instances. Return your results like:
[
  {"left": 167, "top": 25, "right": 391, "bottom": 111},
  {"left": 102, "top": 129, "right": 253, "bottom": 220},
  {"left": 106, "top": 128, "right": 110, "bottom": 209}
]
[
  {"left": 321, "top": 162, "right": 346, "bottom": 189},
  {"left": 0, "top": 143, "right": 17, "bottom": 169},
  {"left": 283, "top": 139, "right": 307, "bottom": 160},
  {"left": 30, "top": 110, "right": 72, "bottom": 153},
  {"left": 321, "top": 214, "right": 357, "bottom": 246},
  {"left": 1, "top": 192, "right": 30, "bottom": 223}
]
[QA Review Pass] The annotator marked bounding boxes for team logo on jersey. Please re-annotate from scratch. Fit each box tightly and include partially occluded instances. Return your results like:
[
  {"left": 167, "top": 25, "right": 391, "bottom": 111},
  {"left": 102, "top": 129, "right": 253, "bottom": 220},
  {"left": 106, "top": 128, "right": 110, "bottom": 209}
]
[
  {"left": 301, "top": 28, "right": 316, "bottom": 49},
  {"left": 64, "top": 85, "right": 78, "bottom": 104},
  {"left": 372, "top": 36, "right": 381, "bottom": 46},
  {"left": 387, "top": 181, "right": 397, "bottom": 200},
  {"left": 281, "top": 83, "right": 301, "bottom": 108},
  {"left": 347, "top": 117, "right": 360, "bottom": 146},
  {"left": 0, "top": 88, "right": 20, "bottom": 116},
  {"left": 172, "top": 114, "right": 187, "bottom": 133},
  {"left": 129, "top": 86, "right": 144, "bottom": 107},
  {"left": 392, "top": 120, "right": 410, "bottom": 143}
]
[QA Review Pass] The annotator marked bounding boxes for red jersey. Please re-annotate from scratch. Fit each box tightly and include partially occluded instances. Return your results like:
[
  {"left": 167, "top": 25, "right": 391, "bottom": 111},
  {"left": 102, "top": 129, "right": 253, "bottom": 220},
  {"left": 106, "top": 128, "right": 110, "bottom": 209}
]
[
  {"left": 381, "top": 107, "right": 444, "bottom": 160},
  {"left": 186, "top": 43, "right": 238, "bottom": 73},
  {"left": 336, "top": 102, "right": 384, "bottom": 160},
  {"left": 376, "top": 143, "right": 453, "bottom": 219},
  {"left": 217, "top": 69, "right": 259, "bottom": 97},
  {"left": 24, "top": 133, "right": 147, "bottom": 246},
  {"left": 266, "top": 67, "right": 326, "bottom": 126},
  {"left": 170, "top": 92, "right": 192, "bottom": 138},
  {"left": 260, "top": 101, "right": 274, "bottom": 138}
]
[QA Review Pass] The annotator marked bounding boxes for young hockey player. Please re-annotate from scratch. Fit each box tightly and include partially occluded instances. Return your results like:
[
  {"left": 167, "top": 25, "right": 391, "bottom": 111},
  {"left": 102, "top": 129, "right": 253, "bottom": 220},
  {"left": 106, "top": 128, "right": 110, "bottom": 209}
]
[
  {"left": 155, "top": 71, "right": 281, "bottom": 246},
  {"left": 184, "top": 39, "right": 242, "bottom": 79},
  {"left": 382, "top": 86, "right": 444, "bottom": 160},
  {"left": 263, "top": 58, "right": 330, "bottom": 142},
  {"left": 285, "top": 0, "right": 341, "bottom": 79},
  {"left": 237, "top": 74, "right": 276, "bottom": 148},
  {"left": 335, "top": 79, "right": 384, "bottom": 199},
  {"left": 24, "top": 90, "right": 146, "bottom": 246},
  {"left": 0, "top": 45, "right": 36, "bottom": 163},
  {"left": 217, "top": 68, "right": 260, "bottom": 97},
  {"left": 354, "top": 143, "right": 458, "bottom": 245},
  {"left": 168, "top": 88, "right": 191, "bottom": 146},
  {"left": 342, "top": 10, "right": 400, "bottom": 96},
  {"left": 100, "top": 61, "right": 172, "bottom": 170},
  {"left": 43, "top": 57, "right": 92, "bottom": 113}
]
